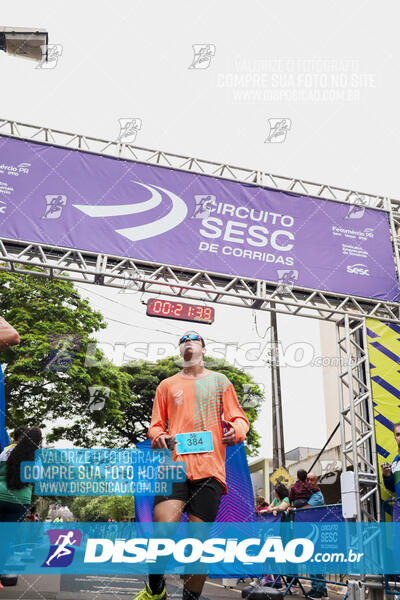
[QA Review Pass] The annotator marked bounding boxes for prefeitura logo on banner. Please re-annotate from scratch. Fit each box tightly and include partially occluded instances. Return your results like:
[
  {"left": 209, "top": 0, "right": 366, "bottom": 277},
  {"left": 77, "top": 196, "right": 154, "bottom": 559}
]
[{"left": 0, "top": 162, "right": 31, "bottom": 176}]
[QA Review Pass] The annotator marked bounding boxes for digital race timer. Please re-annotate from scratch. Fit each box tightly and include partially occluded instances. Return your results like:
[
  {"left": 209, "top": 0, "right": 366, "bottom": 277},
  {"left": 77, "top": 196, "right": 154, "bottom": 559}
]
[{"left": 146, "top": 298, "right": 215, "bottom": 324}]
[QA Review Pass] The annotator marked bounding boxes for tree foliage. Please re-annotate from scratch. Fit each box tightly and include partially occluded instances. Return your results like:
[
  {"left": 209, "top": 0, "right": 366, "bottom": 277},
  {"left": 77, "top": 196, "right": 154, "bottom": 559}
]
[
  {"left": 0, "top": 271, "right": 130, "bottom": 446},
  {"left": 71, "top": 495, "right": 134, "bottom": 521},
  {"left": 120, "top": 356, "right": 263, "bottom": 455},
  {"left": 0, "top": 272, "right": 263, "bottom": 455}
]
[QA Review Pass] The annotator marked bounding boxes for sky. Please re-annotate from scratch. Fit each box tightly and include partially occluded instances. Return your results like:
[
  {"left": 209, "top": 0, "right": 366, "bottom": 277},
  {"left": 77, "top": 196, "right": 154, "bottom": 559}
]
[{"left": 2, "top": 0, "right": 399, "bottom": 458}]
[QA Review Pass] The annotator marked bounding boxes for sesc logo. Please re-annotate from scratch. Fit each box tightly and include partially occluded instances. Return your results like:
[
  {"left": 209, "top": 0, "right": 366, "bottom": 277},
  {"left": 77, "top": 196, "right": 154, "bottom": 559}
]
[
  {"left": 73, "top": 181, "right": 187, "bottom": 242},
  {"left": 346, "top": 264, "right": 370, "bottom": 277}
]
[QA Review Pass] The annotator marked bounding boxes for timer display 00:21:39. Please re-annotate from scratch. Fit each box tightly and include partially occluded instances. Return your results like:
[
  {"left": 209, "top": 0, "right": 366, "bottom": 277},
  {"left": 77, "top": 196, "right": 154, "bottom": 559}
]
[{"left": 146, "top": 299, "right": 214, "bottom": 324}]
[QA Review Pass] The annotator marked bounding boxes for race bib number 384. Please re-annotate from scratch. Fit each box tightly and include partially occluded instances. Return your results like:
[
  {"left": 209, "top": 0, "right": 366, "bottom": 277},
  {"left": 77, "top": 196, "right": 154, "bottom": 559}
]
[{"left": 175, "top": 431, "right": 213, "bottom": 455}]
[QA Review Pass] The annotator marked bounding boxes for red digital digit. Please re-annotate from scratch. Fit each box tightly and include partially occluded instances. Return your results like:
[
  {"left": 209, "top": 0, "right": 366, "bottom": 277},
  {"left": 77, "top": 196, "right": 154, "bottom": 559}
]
[
  {"left": 203, "top": 307, "right": 212, "bottom": 321},
  {"left": 152, "top": 300, "right": 163, "bottom": 313},
  {"left": 174, "top": 303, "right": 183, "bottom": 316},
  {"left": 195, "top": 306, "right": 203, "bottom": 318},
  {"left": 161, "top": 301, "right": 171, "bottom": 315}
]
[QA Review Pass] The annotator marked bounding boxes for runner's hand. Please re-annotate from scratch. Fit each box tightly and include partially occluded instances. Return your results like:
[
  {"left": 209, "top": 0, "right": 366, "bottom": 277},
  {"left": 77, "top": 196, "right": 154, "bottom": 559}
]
[
  {"left": 153, "top": 434, "right": 175, "bottom": 449},
  {"left": 222, "top": 422, "right": 236, "bottom": 446}
]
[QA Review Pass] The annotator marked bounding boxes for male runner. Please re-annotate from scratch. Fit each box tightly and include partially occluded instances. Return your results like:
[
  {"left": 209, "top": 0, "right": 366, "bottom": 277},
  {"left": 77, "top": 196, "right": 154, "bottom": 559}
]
[{"left": 134, "top": 331, "right": 249, "bottom": 600}]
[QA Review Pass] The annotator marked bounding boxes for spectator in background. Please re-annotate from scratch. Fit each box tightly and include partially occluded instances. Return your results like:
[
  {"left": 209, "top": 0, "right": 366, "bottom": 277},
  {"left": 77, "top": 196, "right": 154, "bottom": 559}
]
[
  {"left": 53, "top": 514, "right": 64, "bottom": 523},
  {"left": 266, "top": 483, "right": 290, "bottom": 516},
  {"left": 305, "top": 474, "right": 328, "bottom": 598},
  {"left": 256, "top": 483, "right": 290, "bottom": 592},
  {"left": 0, "top": 427, "right": 41, "bottom": 578},
  {"left": 255, "top": 495, "right": 268, "bottom": 514},
  {"left": 0, "top": 427, "right": 42, "bottom": 522},
  {"left": 244, "top": 496, "right": 269, "bottom": 587},
  {"left": 0, "top": 427, "right": 26, "bottom": 459},
  {"left": 289, "top": 469, "right": 318, "bottom": 508},
  {"left": 285, "top": 473, "right": 320, "bottom": 594},
  {"left": 0, "top": 318, "right": 20, "bottom": 454},
  {"left": 382, "top": 423, "right": 400, "bottom": 498},
  {"left": 306, "top": 473, "right": 326, "bottom": 508}
]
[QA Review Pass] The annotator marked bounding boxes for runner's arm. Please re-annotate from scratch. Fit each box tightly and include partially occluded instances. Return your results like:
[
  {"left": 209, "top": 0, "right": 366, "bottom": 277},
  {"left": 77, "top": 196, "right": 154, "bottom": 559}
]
[
  {"left": 0, "top": 317, "right": 20, "bottom": 350},
  {"left": 222, "top": 383, "right": 249, "bottom": 443},
  {"left": 148, "top": 384, "right": 168, "bottom": 448}
]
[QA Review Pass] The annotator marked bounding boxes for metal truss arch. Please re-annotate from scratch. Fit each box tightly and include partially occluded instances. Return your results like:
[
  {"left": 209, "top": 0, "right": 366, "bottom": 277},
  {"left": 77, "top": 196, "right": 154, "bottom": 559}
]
[{"left": 0, "top": 118, "right": 398, "bottom": 528}]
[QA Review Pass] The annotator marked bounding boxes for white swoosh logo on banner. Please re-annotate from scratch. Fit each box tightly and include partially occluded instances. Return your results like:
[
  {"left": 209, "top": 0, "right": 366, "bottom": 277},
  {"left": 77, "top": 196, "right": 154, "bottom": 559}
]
[
  {"left": 73, "top": 182, "right": 161, "bottom": 217},
  {"left": 73, "top": 181, "right": 187, "bottom": 241}
]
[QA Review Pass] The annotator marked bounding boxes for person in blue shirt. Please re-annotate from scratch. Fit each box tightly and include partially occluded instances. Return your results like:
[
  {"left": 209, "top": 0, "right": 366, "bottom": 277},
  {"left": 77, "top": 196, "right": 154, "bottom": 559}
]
[
  {"left": 306, "top": 473, "right": 328, "bottom": 598},
  {"left": 307, "top": 473, "right": 326, "bottom": 507}
]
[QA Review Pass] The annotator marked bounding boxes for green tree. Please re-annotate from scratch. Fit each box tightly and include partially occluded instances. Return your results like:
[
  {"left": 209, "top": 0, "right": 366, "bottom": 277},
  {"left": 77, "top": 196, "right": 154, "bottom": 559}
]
[
  {"left": 71, "top": 495, "right": 134, "bottom": 521},
  {"left": 120, "top": 356, "right": 263, "bottom": 455},
  {"left": 0, "top": 271, "right": 262, "bottom": 454},
  {"left": 0, "top": 271, "right": 132, "bottom": 446}
]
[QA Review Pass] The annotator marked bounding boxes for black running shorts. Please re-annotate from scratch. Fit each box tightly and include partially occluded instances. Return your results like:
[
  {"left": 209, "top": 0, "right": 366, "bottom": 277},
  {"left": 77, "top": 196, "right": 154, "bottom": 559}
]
[{"left": 153, "top": 476, "right": 225, "bottom": 522}]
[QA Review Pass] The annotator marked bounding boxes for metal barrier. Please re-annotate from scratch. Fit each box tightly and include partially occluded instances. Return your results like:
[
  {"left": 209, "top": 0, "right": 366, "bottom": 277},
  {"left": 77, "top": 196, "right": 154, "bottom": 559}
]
[
  {"left": 290, "top": 504, "right": 344, "bottom": 523},
  {"left": 255, "top": 505, "right": 347, "bottom": 598}
]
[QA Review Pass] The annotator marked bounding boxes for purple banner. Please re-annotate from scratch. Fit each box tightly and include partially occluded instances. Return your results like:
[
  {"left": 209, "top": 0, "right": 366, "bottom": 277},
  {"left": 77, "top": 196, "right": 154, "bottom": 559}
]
[
  {"left": 257, "top": 512, "right": 282, "bottom": 522},
  {"left": 394, "top": 500, "right": 400, "bottom": 522},
  {"left": 0, "top": 136, "right": 398, "bottom": 301},
  {"left": 134, "top": 440, "right": 256, "bottom": 523},
  {"left": 293, "top": 505, "right": 344, "bottom": 523}
]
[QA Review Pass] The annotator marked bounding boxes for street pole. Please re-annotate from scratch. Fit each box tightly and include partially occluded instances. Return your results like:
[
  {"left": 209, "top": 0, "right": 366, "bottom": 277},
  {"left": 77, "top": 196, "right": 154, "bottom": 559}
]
[{"left": 270, "top": 304, "right": 285, "bottom": 471}]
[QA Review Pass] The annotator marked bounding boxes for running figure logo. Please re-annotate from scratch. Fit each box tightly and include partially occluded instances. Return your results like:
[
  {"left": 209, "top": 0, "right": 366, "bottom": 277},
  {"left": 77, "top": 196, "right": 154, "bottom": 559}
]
[
  {"left": 42, "top": 529, "right": 82, "bottom": 568},
  {"left": 265, "top": 118, "right": 291, "bottom": 143}
]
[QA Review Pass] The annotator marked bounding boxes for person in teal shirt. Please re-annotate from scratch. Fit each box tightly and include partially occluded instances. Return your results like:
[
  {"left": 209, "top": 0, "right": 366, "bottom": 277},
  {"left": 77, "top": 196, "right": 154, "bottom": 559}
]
[
  {"left": 0, "top": 316, "right": 20, "bottom": 452},
  {"left": 0, "top": 427, "right": 42, "bottom": 521},
  {"left": 264, "top": 483, "right": 290, "bottom": 516}
]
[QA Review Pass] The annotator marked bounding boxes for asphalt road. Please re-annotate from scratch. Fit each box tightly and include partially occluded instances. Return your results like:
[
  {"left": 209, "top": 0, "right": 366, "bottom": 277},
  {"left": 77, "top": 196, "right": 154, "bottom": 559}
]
[
  {"left": 0, "top": 574, "right": 243, "bottom": 600},
  {"left": 0, "top": 573, "right": 347, "bottom": 600}
]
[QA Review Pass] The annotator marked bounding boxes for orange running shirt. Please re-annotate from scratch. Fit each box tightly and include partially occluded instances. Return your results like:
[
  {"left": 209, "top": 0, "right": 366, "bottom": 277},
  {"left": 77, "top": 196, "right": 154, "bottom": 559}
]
[{"left": 148, "top": 371, "right": 249, "bottom": 492}]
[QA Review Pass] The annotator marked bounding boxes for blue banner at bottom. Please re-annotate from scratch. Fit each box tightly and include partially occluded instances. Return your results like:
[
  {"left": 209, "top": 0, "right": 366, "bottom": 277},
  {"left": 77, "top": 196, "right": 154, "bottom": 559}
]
[{"left": 0, "top": 522, "right": 399, "bottom": 575}]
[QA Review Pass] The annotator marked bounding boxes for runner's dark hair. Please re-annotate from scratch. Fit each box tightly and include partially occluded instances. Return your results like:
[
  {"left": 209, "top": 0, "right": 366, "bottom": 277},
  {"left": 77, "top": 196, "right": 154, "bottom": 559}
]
[
  {"left": 6, "top": 427, "right": 42, "bottom": 490},
  {"left": 13, "top": 426, "right": 26, "bottom": 442}
]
